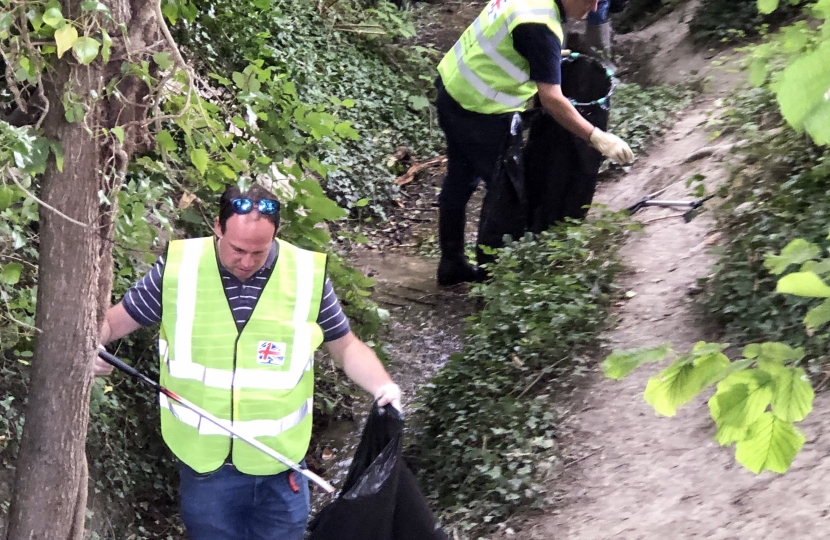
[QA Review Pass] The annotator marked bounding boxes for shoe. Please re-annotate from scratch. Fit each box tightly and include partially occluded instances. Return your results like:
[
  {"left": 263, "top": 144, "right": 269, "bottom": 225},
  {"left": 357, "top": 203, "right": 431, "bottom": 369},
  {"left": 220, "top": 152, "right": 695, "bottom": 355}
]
[
  {"left": 437, "top": 206, "right": 486, "bottom": 286},
  {"left": 437, "top": 256, "right": 487, "bottom": 286}
]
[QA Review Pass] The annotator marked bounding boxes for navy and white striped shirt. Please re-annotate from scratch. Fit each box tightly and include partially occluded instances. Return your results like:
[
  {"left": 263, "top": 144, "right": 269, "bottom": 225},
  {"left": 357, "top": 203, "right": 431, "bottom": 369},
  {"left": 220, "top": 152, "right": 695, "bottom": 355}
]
[{"left": 121, "top": 241, "right": 350, "bottom": 342}]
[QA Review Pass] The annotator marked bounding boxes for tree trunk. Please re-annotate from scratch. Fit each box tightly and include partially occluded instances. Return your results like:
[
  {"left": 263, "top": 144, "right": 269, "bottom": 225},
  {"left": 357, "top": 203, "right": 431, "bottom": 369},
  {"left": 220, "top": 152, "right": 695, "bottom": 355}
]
[
  {"left": 4, "top": 0, "right": 159, "bottom": 536},
  {"left": 5, "top": 88, "right": 104, "bottom": 538}
]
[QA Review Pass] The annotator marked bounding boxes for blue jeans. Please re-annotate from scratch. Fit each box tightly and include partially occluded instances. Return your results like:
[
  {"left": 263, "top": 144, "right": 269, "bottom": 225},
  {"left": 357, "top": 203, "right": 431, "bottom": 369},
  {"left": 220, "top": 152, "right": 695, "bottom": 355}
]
[
  {"left": 587, "top": 0, "right": 609, "bottom": 25},
  {"left": 179, "top": 462, "right": 310, "bottom": 540}
]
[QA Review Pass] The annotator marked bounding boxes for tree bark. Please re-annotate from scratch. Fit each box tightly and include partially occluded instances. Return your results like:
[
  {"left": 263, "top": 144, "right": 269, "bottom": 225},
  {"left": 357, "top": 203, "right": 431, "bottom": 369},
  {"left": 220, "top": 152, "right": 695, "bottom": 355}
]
[
  {"left": 4, "top": 0, "right": 160, "bottom": 537},
  {"left": 5, "top": 80, "right": 104, "bottom": 537}
]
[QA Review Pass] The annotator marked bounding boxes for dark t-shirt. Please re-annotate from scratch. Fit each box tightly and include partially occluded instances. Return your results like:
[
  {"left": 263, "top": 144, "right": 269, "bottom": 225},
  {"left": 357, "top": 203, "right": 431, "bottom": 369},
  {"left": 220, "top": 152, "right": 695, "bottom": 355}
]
[{"left": 512, "top": 23, "right": 562, "bottom": 85}]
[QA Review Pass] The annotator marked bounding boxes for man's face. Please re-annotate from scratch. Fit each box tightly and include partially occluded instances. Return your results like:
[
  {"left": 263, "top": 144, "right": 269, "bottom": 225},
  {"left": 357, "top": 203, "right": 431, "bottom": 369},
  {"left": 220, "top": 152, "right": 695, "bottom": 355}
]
[
  {"left": 563, "top": 0, "right": 599, "bottom": 20},
  {"left": 213, "top": 213, "right": 276, "bottom": 281}
]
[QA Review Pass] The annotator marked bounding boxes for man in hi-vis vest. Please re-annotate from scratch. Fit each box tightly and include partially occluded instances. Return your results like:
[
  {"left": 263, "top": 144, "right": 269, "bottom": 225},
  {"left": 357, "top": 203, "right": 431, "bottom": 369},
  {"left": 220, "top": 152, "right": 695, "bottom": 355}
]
[
  {"left": 94, "top": 184, "right": 402, "bottom": 540},
  {"left": 434, "top": 0, "right": 634, "bottom": 286}
]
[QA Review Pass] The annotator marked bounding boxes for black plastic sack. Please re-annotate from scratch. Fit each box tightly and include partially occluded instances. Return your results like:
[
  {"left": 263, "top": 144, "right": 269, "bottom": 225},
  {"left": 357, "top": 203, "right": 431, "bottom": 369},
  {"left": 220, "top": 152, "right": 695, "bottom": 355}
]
[
  {"left": 524, "top": 53, "right": 614, "bottom": 234},
  {"left": 476, "top": 112, "right": 528, "bottom": 266},
  {"left": 308, "top": 404, "right": 448, "bottom": 540}
]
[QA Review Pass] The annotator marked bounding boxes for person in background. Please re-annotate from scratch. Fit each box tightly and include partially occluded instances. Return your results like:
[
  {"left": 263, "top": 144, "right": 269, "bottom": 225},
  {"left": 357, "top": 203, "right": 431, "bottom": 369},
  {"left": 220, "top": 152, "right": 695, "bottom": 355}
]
[
  {"left": 433, "top": 0, "right": 634, "bottom": 286},
  {"left": 93, "top": 183, "right": 402, "bottom": 540},
  {"left": 586, "top": 0, "right": 613, "bottom": 62}
]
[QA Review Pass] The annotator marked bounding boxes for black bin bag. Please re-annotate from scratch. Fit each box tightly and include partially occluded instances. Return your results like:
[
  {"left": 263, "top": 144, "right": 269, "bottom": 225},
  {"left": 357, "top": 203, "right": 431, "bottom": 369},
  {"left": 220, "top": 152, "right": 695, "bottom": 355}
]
[
  {"left": 476, "top": 112, "right": 527, "bottom": 266},
  {"left": 524, "top": 54, "right": 614, "bottom": 234},
  {"left": 308, "top": 404, "right": 448, "bottom": 540}
]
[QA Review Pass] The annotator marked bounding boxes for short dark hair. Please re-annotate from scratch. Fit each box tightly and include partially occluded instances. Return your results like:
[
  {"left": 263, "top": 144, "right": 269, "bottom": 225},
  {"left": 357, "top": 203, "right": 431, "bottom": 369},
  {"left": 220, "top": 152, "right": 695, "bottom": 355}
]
[{"left": 218, "top": 184, "right": 280, "bottom": 234}]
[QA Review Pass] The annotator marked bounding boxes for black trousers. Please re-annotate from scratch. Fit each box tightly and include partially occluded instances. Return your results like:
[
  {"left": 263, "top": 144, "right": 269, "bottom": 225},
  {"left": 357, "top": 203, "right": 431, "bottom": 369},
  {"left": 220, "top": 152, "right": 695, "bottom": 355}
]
[
  {"left": 435, "top": 82, "right": 513, "bottom": 212},
  {"left": 436, "top": 82, "right": 528, "bottom": 265}
]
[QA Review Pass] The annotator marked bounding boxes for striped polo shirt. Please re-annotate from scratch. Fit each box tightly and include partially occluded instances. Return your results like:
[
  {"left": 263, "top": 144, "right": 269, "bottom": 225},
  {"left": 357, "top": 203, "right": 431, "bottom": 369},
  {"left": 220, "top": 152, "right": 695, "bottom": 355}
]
[{"left": 121, "top": 240, "right": 350, "bottom": 341}]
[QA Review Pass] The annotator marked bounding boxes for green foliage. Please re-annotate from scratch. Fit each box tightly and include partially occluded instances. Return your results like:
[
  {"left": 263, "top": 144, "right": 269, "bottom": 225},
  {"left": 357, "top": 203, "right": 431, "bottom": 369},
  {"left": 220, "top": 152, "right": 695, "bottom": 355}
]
[
  {"left": 688, "top": 0, "right": 810, "bottom": 44},
  {"left": 603, "top": 343, "right": 671, "bottom": 379},
  {"left": 765, "top": 237, "right": 830, "bottom": 331},
  {"left": 746, "top": 0, "right": 830, "bottom": 145},
  {"left": 698, "top": 82, "right": 830, "bottom": 364},
  {"left": 643, "top": 343, "right": 731, "bottom": 416},
  {"left": 609, "top": 82, "right": 695, "bottom": 160},
  {"left": 605, "top": 341, "right": 813, "bottom": 473},
  {"left": 0, "top": 122, "right": 40, "bottom": 353},
  {"left": 409, "top": 213, "right": 629, "bottom": 537},
  {"left": 174, "top": 0, "right": 442, "bottom": 214},
  {"left": 610, "top": 0, "right": 830, "bottom": 478}
]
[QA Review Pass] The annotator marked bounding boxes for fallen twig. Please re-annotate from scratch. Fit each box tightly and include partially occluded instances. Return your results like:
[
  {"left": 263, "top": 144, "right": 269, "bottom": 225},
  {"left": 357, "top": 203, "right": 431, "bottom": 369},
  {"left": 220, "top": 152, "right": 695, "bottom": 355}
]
[
  {"left": 563, "top": 448, "right": 602, "bottom": 468},
  {"left": 395, "top": 155, "right": 447, "bottom": 186}
]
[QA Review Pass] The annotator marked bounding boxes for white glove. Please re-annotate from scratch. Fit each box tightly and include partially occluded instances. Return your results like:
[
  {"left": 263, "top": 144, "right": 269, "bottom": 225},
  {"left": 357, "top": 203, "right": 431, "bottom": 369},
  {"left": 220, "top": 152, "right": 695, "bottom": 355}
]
[
  {"left": 589, "top": 127, "right": 634, "bottom": 164},
  {"left": 374, "top": 383, "right": 402, "bottom": 413},
  {"left": 561, "top": 49, "right": 572, "bottom": 56}
]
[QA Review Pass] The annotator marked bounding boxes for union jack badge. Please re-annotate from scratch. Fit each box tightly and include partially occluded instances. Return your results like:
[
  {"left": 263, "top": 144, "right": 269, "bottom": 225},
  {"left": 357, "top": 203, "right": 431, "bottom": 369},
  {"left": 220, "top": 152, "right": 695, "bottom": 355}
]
[{"left": 257, "top": 341, "right": 286, "bottom": 366}]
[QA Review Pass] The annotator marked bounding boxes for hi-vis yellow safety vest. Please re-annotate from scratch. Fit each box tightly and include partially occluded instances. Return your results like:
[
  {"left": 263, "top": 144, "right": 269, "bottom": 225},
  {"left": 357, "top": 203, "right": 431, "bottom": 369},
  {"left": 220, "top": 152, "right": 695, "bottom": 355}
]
[
  {"left": 437, "top": 0, "right": 564, "bottom": 114},
  {"left": 158, "top": 237, "right": 326, "bottom": 475}
]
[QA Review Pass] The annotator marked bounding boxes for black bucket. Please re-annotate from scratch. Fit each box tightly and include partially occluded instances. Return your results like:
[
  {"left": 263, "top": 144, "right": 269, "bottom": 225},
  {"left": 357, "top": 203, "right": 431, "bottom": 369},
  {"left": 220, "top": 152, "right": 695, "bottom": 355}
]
[{"left": 524, "top": 53, "right": 615, "bottom": 234}]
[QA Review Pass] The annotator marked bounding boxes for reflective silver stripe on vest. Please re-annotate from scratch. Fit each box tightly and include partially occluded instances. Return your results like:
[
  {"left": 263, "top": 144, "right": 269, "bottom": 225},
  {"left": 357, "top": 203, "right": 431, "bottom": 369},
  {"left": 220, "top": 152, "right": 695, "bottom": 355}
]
[
  {"left": 453, "top": 41, "right": 528, "bottom": 109},
  {"left": 164, "top": 356, "right": 314, "bottom": 390},
  {"left": 455, "top": 8, "right": 559, "bottom": 108},
  {"left": 160, "top": 394, "right": 313, "bottom": 437},
  {"left": 173, "top": 239, "right": 205, "bottom": 366},
  {"left": 289, "top": 248, "right": 314, "bottom": 380},
  {"left": 167, "top": 242, "right": 318, "bottom": 391},
  {"left": 504, "top": 8, "right": 558, "bottom": 28},
  {"left": 473, "top": 17, "right": 528, "bottom": 84}
]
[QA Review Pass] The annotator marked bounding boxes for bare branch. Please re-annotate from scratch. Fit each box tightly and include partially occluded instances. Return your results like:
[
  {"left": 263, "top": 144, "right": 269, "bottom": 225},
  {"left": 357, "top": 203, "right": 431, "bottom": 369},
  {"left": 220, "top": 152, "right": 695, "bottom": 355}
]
[{"left": 9, "top": 171, "right": 90, "bottom": 228}]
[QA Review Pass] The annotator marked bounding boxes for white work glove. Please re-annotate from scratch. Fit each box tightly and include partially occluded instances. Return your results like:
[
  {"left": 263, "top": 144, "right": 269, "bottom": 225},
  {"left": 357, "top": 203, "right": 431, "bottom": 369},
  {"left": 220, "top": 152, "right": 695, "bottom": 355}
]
[
  {"left": 374, "top": 383, "right": 402, "bottom": 413},
  {"left": 589, "top": 127, "right": 634, "bottom": 164},
  {"left": 561, "top": 49, "right": 572, "bottom": 56}
]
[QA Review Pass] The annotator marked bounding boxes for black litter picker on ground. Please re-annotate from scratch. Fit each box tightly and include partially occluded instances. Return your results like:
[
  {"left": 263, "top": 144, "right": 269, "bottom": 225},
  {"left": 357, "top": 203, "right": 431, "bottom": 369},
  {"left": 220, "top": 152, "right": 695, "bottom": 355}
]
[{"left": 626, "top": 187, "right": 715, "bottom": 222}]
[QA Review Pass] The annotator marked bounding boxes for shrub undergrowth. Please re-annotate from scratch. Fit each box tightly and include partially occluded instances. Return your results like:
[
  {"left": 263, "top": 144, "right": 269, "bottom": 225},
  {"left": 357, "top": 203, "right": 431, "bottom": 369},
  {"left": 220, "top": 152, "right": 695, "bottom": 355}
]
[
  {"left": 409, "top": 214, "right": 630, "bottom": 538},
  {"left": 699, "top": 86, "right": 830, "bottom": 375},
  {"left": 689, "top": 0, "right": 810, "bottom": 44},
  {"left": 609, "top": 82, "right": 695, "bottom": 159},
  {"left": 176, "top": 0, "right": 442, "bottom": 214}
]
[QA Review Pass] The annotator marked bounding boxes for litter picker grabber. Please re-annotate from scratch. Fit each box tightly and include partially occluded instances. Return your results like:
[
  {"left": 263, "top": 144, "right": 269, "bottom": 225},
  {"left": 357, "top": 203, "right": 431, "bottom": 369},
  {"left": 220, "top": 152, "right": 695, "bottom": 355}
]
[
  {"left": 97, "top": 347, "right": 336, "bottom": 494},
  {"left": 626, "top": 188, "right": 715, "bottom": 223}
]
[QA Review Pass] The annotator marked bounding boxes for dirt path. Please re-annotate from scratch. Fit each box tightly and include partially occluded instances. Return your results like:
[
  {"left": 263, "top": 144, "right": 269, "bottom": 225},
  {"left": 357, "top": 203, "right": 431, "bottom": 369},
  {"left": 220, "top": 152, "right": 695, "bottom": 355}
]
[
  {"left": 491, "top": 7, "right": 830, "bottom": 538},
  {"left": 504, "top": 99, "right": 830, "bottom": 537}
]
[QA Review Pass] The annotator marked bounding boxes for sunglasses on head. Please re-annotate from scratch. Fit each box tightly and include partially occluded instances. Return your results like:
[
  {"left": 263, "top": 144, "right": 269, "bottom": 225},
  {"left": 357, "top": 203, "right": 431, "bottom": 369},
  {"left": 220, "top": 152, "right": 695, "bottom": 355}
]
[{"left": 230, "top": 198, "right": 280, "bottom": 215}]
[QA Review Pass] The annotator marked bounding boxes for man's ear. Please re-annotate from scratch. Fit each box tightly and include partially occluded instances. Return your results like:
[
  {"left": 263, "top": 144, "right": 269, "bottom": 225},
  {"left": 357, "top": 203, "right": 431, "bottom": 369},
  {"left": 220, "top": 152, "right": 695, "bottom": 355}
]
[{"left": 213, "top": 217, "right": 222, "bottom": 237}]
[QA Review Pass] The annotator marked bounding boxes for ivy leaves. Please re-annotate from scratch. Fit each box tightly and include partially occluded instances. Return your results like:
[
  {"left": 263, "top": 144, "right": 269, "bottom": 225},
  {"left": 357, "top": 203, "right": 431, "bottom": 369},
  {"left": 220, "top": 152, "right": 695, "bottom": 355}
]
[
  {"left": 54, "top": 25, "right": 78, "bottom": 58},
  {"left": 413, "top": 214, "right": 628, "bottom": 535},
  {"left": 35, "top": 0, "right": 107, "bottom": 65}
]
